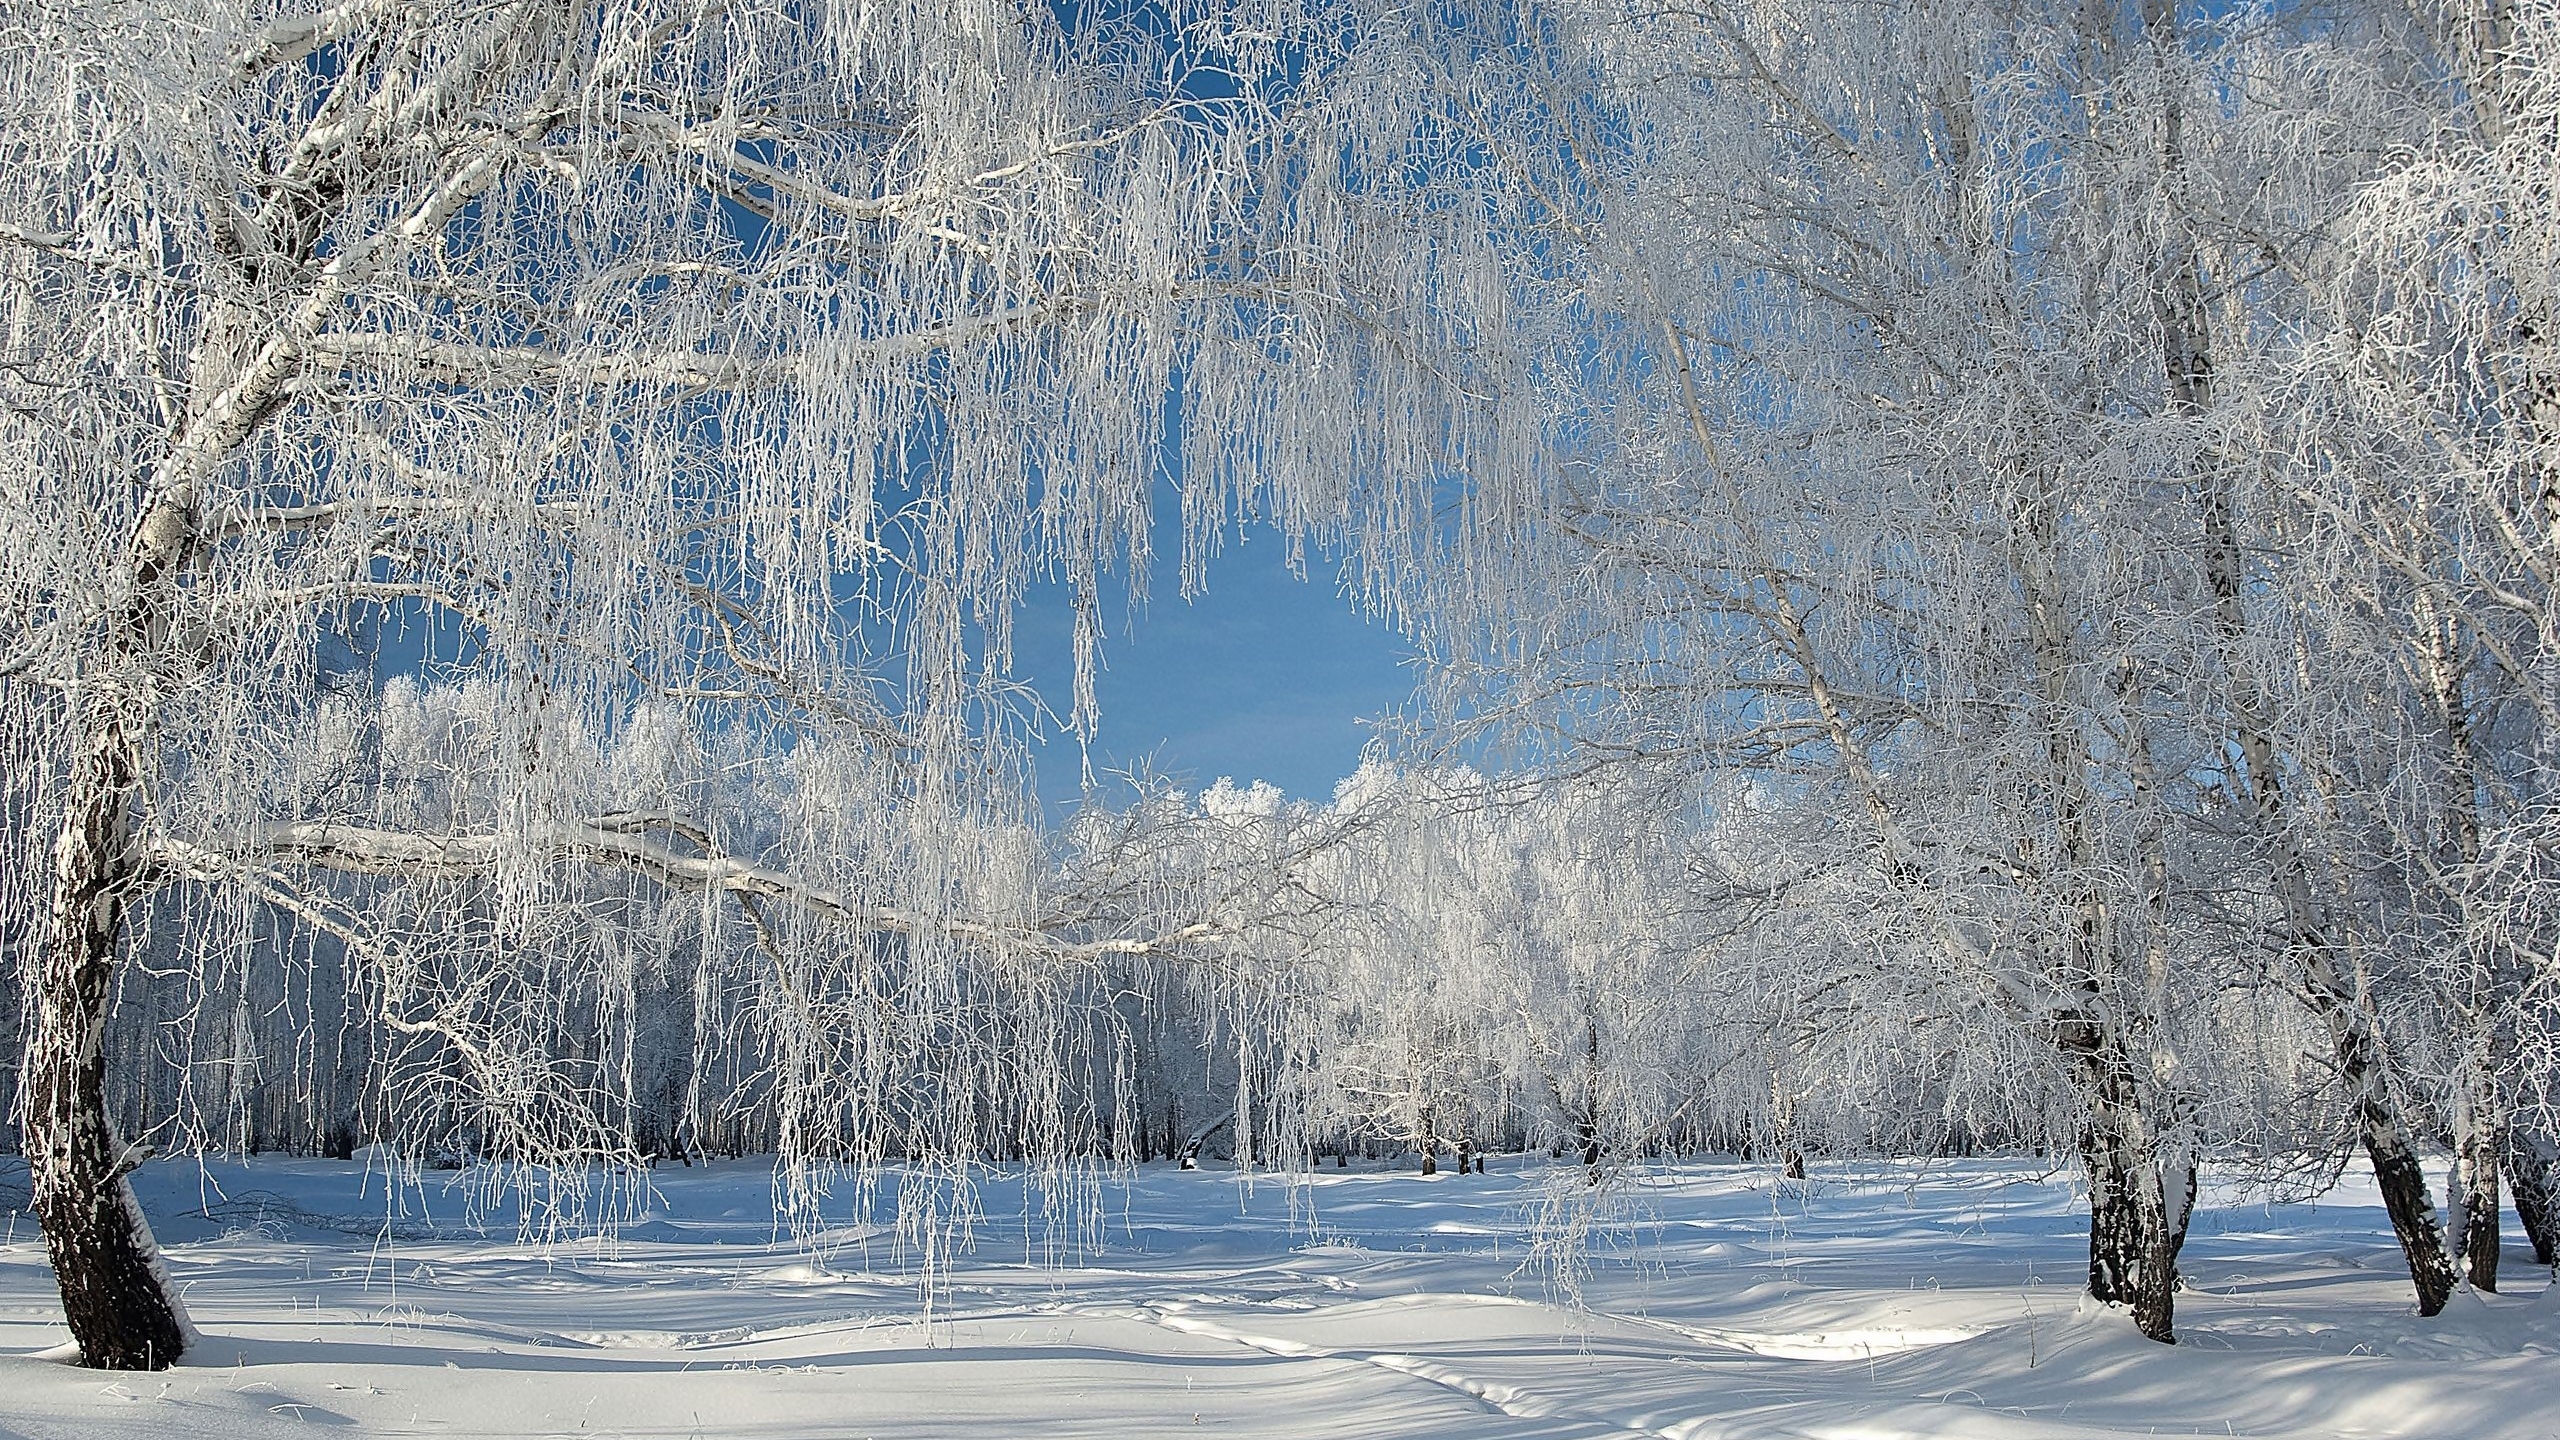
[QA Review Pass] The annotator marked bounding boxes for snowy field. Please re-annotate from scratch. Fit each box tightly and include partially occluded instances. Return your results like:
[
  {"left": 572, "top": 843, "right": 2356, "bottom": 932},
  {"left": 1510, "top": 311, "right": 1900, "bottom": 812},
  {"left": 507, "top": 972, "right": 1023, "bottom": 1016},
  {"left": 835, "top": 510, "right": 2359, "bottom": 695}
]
[{"left": 0, "top": 1156, "right": 2553, "bottom": 1440}]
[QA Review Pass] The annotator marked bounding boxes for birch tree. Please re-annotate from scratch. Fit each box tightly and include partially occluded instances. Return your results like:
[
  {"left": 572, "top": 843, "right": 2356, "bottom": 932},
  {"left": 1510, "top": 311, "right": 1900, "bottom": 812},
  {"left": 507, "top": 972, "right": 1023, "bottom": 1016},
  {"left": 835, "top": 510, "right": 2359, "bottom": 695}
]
[
  {"left": 1373, "top": 0, "right": 2528, "bottom": 1339},
  {"left": 0, "top": 0, "right": 1523, "bottom": 1369},
  {"left": 2262, "top": 0, "right": 2560, "bottom": 1297}
]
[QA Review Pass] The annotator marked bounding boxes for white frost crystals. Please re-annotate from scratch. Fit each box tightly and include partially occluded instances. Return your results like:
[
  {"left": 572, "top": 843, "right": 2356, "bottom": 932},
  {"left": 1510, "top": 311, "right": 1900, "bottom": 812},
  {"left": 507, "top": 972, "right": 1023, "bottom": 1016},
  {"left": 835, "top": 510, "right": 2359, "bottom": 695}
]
[
  {"left": 2, "top": 0, "right": 2557, "bottom": 1389},
  {"left": 0, "top": 0, "right": 1515, "bottom": 1369}
]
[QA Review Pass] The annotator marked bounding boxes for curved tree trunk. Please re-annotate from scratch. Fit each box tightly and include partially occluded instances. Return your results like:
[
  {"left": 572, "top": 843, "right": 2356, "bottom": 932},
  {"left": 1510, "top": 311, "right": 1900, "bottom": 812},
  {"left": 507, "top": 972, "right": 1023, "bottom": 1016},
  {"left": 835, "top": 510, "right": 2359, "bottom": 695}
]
[
  {"left": 24, "top": 289, "right": 261, "bottom": 1366},
  {"left": 25, "top": 717, "right": 192, "bottom": 1369},
  {"left": 1175, "top": 1105, "right": 1236, "bottom": 1170}
]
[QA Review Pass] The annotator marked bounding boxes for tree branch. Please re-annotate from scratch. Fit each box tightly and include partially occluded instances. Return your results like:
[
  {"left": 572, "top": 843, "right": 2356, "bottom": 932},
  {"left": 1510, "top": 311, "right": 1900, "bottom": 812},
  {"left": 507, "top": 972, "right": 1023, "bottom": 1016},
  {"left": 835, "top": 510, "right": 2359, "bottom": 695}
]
[{"left": 175, "top": 818, "right": 1232, "bottom": 961}]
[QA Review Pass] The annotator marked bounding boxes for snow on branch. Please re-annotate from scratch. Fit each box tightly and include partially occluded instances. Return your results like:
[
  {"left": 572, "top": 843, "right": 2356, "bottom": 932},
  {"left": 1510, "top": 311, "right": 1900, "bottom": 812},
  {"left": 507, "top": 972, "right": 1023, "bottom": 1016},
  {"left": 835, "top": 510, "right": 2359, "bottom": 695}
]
[{"left": 166, "top": 817, "right": 1233, "bottom": 963}]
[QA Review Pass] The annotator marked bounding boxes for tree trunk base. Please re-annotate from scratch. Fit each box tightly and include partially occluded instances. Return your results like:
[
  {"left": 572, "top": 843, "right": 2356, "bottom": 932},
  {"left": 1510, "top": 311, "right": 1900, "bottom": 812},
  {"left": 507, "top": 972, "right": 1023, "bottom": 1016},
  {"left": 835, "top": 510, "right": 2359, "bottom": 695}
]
[
  {"left": 34, "top": 1162, "right": 192, "bottom": 1370},
  {"left": 29, "top": 718, "right": 197, "bottom": 1370},
  {"left": 2453, "top": 1123, "right": 2501, "bottom": 1293},
  {"left": 2364, "top": 1109, "right": 2457, "bottom": 1316}
]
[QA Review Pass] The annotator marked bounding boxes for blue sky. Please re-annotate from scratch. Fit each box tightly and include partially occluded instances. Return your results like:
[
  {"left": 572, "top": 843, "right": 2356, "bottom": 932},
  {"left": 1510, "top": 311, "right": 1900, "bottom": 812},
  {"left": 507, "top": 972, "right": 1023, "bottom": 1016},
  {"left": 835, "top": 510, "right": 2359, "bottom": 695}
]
[
  {"left": 339, "top": 493, "right": 1419, "bottom": 815},
  {"left": 1010, "top": 523, "right": 1417, "bottom": 813}
]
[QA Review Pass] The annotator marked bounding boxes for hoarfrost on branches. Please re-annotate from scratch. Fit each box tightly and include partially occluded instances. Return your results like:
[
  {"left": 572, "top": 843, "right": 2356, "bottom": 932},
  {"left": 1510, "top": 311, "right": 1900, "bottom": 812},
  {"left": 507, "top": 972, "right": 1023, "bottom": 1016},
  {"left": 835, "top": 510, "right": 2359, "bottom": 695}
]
[{"left": 0, "top": 0, "right": 1529, "bottom": 1367}]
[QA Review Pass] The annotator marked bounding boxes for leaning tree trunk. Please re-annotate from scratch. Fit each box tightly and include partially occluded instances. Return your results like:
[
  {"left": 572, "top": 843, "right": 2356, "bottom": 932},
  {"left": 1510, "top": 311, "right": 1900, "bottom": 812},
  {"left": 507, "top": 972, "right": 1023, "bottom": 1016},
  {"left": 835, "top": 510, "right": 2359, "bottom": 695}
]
[
  {"left": 24, "top": 714, "right": 192, "bottom": 1369},
  {"left": 2504, "top": 1120, "right": 2559, "bottom": 1266},
  {"left": 2308, "top": 981, "right": 2459, "bottom": 1315},
  {"left": 2147, "top": 0, "right": 2453, "bottom": 1318},
  {"left": 2357, "top": 1096, "right": 2458, "bottom": 1313},
  {"left": 2197, "top": 478, "right": 2460, "bottom": 1316}
]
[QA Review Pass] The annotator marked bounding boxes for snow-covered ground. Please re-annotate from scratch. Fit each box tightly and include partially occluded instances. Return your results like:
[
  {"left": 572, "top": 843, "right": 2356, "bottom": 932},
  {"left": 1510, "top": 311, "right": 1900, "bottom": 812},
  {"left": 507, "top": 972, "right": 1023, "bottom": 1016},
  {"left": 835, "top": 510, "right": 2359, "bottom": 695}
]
[{"left": 0, "top": 1155, "right": 2552, "bottom": 1439}]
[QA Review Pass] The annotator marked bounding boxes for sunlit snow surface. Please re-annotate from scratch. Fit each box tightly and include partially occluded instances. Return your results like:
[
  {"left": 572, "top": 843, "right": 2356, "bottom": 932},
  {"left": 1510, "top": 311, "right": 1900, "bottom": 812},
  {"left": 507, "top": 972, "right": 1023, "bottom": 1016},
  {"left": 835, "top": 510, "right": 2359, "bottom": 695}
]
[{"left": 1, "top": 1156, "right": 2554, "bottom": 1438}]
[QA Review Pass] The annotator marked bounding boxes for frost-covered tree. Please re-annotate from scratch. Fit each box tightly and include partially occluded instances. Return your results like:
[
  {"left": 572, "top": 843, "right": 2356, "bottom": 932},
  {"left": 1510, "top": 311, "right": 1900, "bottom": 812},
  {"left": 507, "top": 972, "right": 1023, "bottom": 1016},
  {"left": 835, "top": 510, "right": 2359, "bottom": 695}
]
[
  {"left": 1366, "top": 0, "right": 2560, "bottom": 1339},
  {"left": 1257, "top": 764, "right": 1719, "bottom": 1175},
  {"left": 1382, "top": 0, "right": 2238, "bottom": 1341},
  {"left": 2259, "top": 0, "right": 2560, "bottom": 1296},
  {"left": 0, "top": 0, "right": 1531, "bottom": 1368}
]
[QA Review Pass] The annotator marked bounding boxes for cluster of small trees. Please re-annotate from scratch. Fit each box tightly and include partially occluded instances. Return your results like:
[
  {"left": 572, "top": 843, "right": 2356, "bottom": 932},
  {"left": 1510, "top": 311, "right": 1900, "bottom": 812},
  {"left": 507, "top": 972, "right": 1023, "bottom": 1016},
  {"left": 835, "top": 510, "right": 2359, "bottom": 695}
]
[{"left": 3, "top": 0, "right": 2555, "bottom": 1372}]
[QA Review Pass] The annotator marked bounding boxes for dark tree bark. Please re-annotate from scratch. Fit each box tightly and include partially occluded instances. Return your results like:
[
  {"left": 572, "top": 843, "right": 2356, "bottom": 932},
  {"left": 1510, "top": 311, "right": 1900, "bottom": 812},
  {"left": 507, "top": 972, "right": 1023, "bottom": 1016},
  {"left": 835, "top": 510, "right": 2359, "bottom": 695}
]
[
  {"left": 2163, "top": 1152, "right": 2197, "bottom": 1284},
  {"left": 2077, "top": 1130, "right": 2176, "bottom": 1343},
  {"left": 2504, "top": 1121, "right": 2558, "bottom": 1266},
  {"left": 2452, "top": 1111, "right": 2502, "bottom": 1292},
  {"left": 19, "top": 266, "right": 268, "bottom": 1370},
  {"left": 1772, "top": 1070, "right": 1803, "bottom": 1182},
  {"left": 2082, "top": 1146, "right": 2177, "bottom": 1342},
  {"left": 1570, "top": 1007, "right": 1603, "bottom": 1180},
  {"left": 2323, "top": 1004, "right": 2459, "bottom": 1315},
  {"left": 25, "top": 721, "right": 192, "bottom": 1369},
  {"left": 1176, "top": 1105, "right": 1233, "bottom": 1171},
  {"left": 2063, "top": 1011, "right": 2177, "bottom": 1344},
  {"left": 2362, "top": 1116, "right": 2457, "bottom": 1312}
]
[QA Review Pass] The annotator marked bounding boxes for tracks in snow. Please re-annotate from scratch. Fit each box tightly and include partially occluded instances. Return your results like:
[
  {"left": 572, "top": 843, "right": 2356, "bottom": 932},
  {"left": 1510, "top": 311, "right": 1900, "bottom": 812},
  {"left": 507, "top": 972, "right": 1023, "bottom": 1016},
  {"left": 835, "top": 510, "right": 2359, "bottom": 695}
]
[
  {"left": 1090, "top": 1297, "right": 1690, "bottom": 1440},
  {"left": 1070, "top": 1287, "right": 1984, "bottom": 1438}
]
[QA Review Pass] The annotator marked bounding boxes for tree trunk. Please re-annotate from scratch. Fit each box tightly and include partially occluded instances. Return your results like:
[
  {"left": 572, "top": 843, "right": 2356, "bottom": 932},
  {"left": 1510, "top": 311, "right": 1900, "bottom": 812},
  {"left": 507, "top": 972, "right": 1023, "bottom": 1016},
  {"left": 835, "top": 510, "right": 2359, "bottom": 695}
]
[
  {"left": 2358, "top": 1100, "right": 2454, "bottom": 1302},
  {"left": 2505, "top": 1121, "right": 2558, "bottom": 1265},
  {"left": 2081, "top": 1126, "right": 2140, "bottom": 1300},
  {"left": 2451, "top": 1101, "right": 2502, "bottom": 1292},
  {"left": 1576, "top": 1009, "right": 1603, "bottom": 1178},
  {"left": 2162, "top": 1146, "right": 2197, "bottom": 1286},
  {"left": 25, "top": 721, "right": 192, "bottom": 1369},
  {"left": 2199, "top": 470, "right": 2460, "bottom": 1316},
  {"left": 2317, "top": 990, "right": 2459, "bottom": 1315},
  {"left": 2066, "top": 1015, "right": 2177, "bottom": 1344},
  {"left": 2146, "top": 0, "right": 2451, "bottom": 1319},
  {"left": 2360, "top": 1105, "right": 2456, "bottom": 1313},
  {"left": 1176, "top": 1105, "right": 1234, "bottom": 1171},
  {"left": 2078, "top": 1119, "right": 2177, "bottom": 1343},
  {"left": 1772, "top": 1067, "right": 1803, "bottom": 1181}
]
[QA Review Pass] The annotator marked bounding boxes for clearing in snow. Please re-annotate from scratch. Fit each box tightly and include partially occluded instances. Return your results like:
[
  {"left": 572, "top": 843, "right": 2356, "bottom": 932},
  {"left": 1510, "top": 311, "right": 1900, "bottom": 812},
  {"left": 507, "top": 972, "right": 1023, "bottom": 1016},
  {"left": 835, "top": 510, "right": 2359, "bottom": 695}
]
[{"left": 0, "top": 1155, "right": 2551, "bottom": 1439}]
